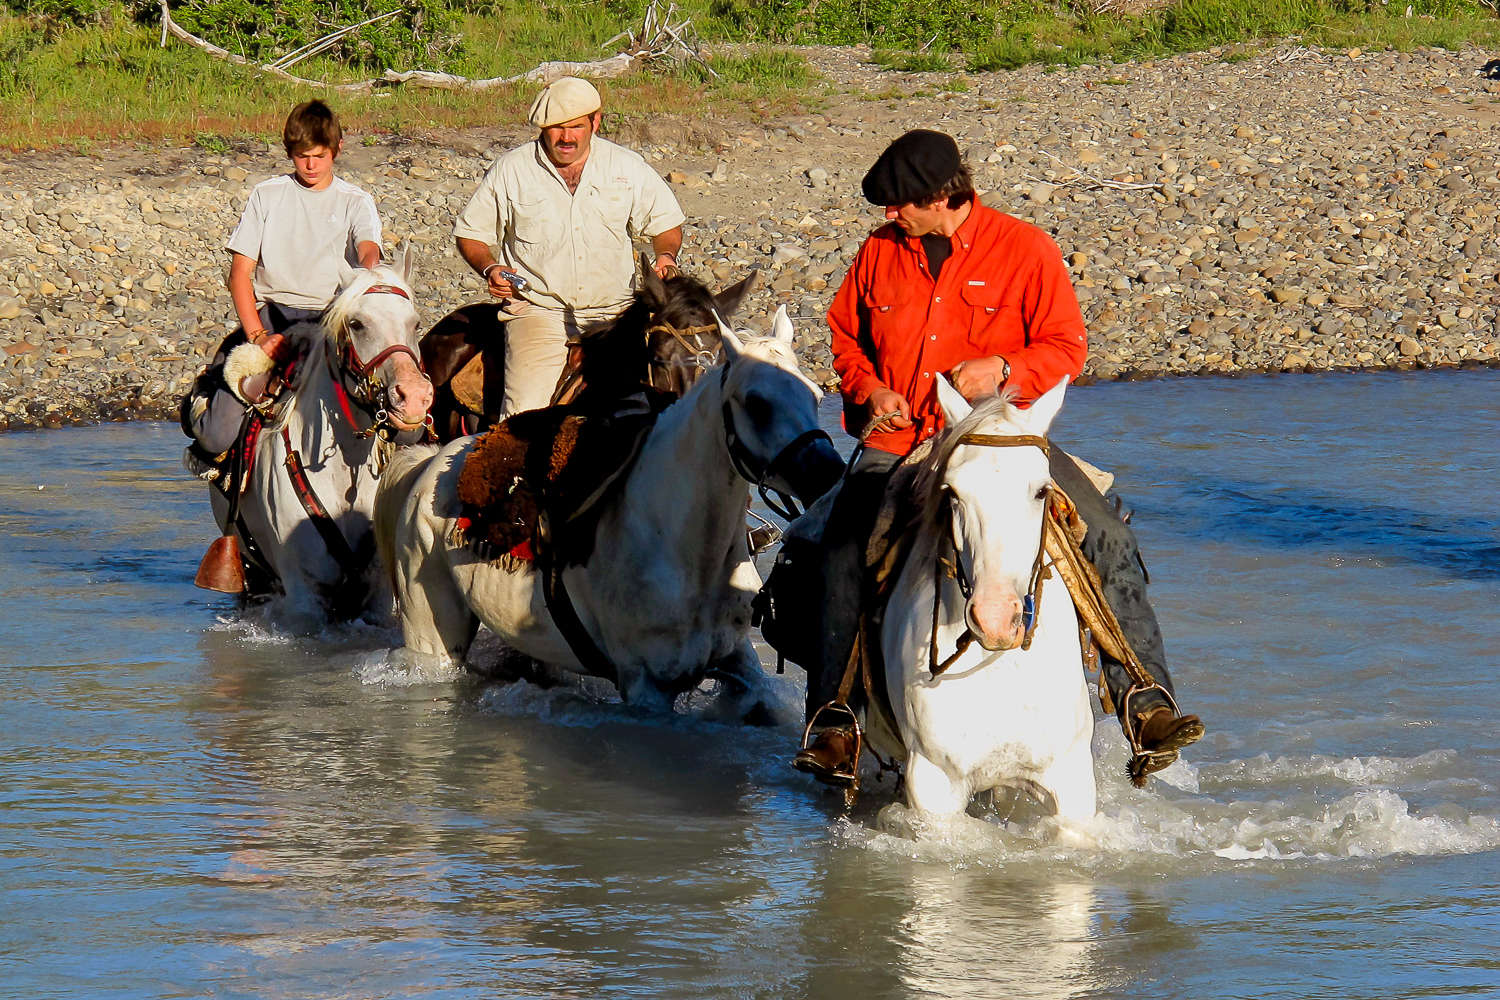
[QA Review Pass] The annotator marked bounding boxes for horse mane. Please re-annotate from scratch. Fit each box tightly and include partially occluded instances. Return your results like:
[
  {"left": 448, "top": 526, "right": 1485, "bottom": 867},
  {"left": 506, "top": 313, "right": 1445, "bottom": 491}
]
[
  {"left": 322, "top": 265, "right": 411, "bottom": 348},
  {"left": 909, "top": 391, "right": 1024, "bottom": 531}
]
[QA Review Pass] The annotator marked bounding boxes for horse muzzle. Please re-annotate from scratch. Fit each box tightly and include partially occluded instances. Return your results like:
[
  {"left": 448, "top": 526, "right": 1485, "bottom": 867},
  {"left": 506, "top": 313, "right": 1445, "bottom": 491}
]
[
  {"left": 770, "top": 432, "right": 845, "bottom": 506},
  {"left": 384, "top": 358, "right": 435, "bottom": 429},
  {"left": 966, "top": 591, "right": 1027, "bottom": 651}
]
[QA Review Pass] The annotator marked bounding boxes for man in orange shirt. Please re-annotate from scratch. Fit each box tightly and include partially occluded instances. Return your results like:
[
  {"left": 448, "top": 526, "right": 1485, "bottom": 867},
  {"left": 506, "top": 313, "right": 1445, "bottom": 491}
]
[{"left": 793, "top": 130, "right": 1202, "bottom": 786}]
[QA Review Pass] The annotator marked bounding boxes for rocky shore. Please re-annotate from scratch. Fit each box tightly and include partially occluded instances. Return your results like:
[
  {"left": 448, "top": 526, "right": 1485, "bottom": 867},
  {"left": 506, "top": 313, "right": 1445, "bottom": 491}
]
[{"left": 1, "top": 42, "right": 1498, "bottom": 431}]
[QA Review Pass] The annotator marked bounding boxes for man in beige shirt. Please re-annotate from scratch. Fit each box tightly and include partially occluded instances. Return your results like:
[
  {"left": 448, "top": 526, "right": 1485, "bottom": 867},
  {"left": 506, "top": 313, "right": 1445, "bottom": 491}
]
[{"left": 453, "top": 77, "right": 686, "bottom": 416}]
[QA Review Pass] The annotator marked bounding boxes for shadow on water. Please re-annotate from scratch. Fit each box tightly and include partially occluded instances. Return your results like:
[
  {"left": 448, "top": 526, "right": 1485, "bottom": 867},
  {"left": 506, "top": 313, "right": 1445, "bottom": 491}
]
[{"left": 1134, "top": 476, "right": 1500, "bottom": 580}]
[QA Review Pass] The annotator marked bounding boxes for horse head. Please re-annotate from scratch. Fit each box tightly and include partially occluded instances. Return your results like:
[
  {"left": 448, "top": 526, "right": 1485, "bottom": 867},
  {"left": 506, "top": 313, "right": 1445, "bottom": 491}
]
[
  {"left": 322, "top": 246, "right": 434, "bottom": 435},
  {"left": 633, "top": 255, "right": 757, "bottom": 396},
  {"left": 922, "top": 376, "right": 1068, "bottom": 652},
  {"left": 714, "top": 305, "right": 845, "bottom": 516}
]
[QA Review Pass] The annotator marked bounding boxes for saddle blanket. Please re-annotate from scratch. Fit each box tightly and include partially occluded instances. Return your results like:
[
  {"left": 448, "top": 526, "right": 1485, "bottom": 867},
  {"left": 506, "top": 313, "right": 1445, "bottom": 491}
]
[{"left": 454, "top": 399, "right": 658, "bottom": 566}]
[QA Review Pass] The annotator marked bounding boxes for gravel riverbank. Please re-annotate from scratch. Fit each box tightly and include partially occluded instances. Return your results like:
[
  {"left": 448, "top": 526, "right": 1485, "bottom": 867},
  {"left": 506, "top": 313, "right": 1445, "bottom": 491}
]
[{"left": 1, "top": 42, "right": 1498, "bottom": 431}]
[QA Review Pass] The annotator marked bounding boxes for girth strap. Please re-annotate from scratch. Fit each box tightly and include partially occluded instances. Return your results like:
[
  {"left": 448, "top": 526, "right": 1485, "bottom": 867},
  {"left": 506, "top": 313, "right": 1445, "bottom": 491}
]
[
  {"left": 536, "top": 512, "right": 618, "bottom": 684},
  {"left": 280, "top": 426, "right": 363, "bottom": 579}
]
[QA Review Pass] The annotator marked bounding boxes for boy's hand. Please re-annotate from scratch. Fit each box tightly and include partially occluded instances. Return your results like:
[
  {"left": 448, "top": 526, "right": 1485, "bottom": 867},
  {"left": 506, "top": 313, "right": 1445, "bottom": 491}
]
[{"left": 256, "top": 333, "right": 295, "bottom": 365}]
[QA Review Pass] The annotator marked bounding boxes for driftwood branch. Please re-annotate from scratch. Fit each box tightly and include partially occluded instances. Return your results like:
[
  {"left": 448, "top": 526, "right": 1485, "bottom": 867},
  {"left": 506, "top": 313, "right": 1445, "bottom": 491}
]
[
  {"left": 1042, "top": 152, "right": 1164, "bottom": 192},
  {"left": 269, "top": 9, "right": 402, "bottom": 72},
  {"left": 157, "top": 0, "right": 714, "bottom": 92}
]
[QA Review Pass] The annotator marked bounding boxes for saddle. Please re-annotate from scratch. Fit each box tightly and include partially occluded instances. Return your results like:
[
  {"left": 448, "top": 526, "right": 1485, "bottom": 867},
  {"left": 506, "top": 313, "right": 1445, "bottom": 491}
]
[{"left": 453, "top": 394, "right": 668, "bottom": 569}]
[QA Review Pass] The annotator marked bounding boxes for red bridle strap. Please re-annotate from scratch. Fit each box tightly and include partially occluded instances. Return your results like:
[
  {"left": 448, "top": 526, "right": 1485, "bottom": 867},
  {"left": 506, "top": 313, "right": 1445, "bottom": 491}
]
[{"left": 363, "top": 283, "right": 410, "bottom": 300}]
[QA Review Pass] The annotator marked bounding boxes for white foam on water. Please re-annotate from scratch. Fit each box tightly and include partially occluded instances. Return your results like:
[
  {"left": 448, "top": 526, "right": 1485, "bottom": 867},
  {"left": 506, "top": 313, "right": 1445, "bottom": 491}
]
[
  {"left": 207, "top": 611, "right": 292, "bottom": 645},
  {"left": 1197, "top": 749, "right": 1460, "bottom": 788},
  {"left": 834, "top": 742, "right": 1500, "bottom": 868},
  {"left": 475, "top": 673, "right": 624, "bottom": 727},
  {"left": 353, "top": 646, "right": 464, "bottom": 687}
]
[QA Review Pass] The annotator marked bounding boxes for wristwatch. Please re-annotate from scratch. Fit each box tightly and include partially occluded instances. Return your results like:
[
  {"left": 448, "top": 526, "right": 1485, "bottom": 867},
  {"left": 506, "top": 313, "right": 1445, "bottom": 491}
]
[{"left": 999, "top": 356, "right": 1011, "bottom": 384}]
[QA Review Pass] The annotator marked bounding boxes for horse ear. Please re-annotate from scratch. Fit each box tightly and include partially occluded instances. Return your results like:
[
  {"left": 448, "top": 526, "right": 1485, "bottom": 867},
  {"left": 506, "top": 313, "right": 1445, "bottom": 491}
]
[
  {"left": 1024, "top": 376, "right": 1069, "bottom": 435},
  {"left": 394, "top": 239, "right": 415, "bottom": 284},
  {"left": 714, "top": 309, "right": 743, "bottom": 364},
  {"left": 770, "top": 304, "right": 794, "bottom": 344},
  {"left": 640, "top": 251, "right": 666, "bottom": 305},
  {"left": 713, "top": 269, "right": 759, "bottom": 319},
  {"left": 338, "top": 260, "right": 360, "bottom": 290},
  {"left": 936, "top": 374, "right": 971, "bottom": 424}
]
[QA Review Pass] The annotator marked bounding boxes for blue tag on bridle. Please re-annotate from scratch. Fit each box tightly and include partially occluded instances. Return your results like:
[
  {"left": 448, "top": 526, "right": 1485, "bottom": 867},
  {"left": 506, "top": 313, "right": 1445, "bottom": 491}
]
[{"left": 1022, "top": 593, "right": 1037, "bottom": 634}]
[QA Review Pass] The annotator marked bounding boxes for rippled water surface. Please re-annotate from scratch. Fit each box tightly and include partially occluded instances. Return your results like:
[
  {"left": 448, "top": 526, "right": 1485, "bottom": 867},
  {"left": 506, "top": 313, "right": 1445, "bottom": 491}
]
[{"left": 2, "top": 370, "right": 1498, "bottom": 999}]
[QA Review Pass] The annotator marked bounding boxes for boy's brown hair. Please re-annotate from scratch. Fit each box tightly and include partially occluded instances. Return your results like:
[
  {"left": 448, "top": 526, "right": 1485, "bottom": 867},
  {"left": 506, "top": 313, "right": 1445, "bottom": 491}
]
[{"left": 283, "top": 100, "right": 342, "bottom": 156}]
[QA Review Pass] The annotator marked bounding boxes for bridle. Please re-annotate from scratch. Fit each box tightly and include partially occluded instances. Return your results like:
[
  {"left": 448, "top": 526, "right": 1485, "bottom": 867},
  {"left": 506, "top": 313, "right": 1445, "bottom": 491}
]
[
  {"left": 719, "top": 364, "right": 833, "bottom": 521},
  {"left": 929, "top": 431, "right": 1054, "bottom": 677},
  {"left": 644, "top": 322, "right": 720, "bottom": 391},
  {"left": 327, "top": 282, "right": 434, "bottom": 441}
]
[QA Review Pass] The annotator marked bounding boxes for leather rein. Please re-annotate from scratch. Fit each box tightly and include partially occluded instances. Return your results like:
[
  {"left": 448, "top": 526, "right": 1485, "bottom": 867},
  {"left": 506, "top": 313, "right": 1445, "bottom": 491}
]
[
  {"left": 277, "top": 281, "right": 431, "bottom": 586},
  {"left": 928, "top": 432, "right": 1054, "bottom": 678}
]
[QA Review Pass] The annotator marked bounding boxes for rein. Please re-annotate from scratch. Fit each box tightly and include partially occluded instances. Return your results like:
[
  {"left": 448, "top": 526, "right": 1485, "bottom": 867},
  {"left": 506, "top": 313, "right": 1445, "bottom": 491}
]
[{"left": 928, "top": 432, "right": 1053, "bottom": 678}]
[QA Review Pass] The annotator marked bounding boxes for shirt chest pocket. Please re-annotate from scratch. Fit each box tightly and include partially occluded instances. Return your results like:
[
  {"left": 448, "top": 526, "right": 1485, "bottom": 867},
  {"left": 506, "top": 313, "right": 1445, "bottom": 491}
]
[
  {"left": 961, "top": 283, "right": 1022, "bottom": 344},
  {"left": 860, "top": 291, "right": 911, "bottom": 351},
  {"left": 509, "top": 197, "right": 560, "bottom": 248},
  {"left": 589, "top": 189, "right": 633, "bottom": 243}
]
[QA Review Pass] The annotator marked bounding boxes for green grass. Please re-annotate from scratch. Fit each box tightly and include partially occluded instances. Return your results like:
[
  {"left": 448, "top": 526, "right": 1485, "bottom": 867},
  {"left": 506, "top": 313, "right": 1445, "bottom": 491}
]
[
  {"left": 870, "top": 48, "right": 958, "bottom": 72},
  {"left": 0, "top": 7, "right": 824, "bottom": 149},
  {"left": 2, "top": 0, "right": 1499, "bottom": 149}
]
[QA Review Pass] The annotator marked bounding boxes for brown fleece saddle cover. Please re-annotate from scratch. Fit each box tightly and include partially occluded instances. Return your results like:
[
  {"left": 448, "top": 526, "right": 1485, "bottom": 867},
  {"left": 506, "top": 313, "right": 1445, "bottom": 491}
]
[{"left": 454, "top": 397, "right": 662, "bottom": 567}]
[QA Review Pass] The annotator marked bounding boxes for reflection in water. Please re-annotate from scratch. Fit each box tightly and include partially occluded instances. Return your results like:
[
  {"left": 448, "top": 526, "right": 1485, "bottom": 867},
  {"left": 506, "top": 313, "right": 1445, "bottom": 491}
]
[
  {"left": 3, "top": 376, "right": 1500, "bottom": 999},
  {"left": 894, "top": 869, "right": 1098, "bottom": 1000}
]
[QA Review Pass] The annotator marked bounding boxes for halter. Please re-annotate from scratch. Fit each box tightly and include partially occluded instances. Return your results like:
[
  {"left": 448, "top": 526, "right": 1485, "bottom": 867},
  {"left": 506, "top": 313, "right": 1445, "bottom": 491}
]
[
  {"left": 928, "top": 431, "right": 1054, "bottom": 677},
  {"left": 327, "top": 282, "right": 433, "bottom": 442},
  {"left": 719, "top": 365, "right": 834, "bottom": 521},
  {"left": 645, "top": 322, "right": 720, "bottom": 390}
]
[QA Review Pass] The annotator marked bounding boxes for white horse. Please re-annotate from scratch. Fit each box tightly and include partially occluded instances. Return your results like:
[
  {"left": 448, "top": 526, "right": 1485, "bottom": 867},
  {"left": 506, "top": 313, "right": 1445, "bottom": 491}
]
[
  {"left": 866, "top": 376, "right": 1096, "bottom": 825},
  {"left": 376, "top": 307, "right": 842, "bottom": 719},
  {"left": 214, "top": 251, "right": 434, "bottom": 626}
]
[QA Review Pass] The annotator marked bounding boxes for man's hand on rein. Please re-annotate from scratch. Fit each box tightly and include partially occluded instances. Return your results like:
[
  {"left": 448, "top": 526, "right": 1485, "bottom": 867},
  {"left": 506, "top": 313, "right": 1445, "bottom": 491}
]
[
  {"left": 867, "top": 387, "right": 913, "bottom": 431},
  {"left": 949, "top": 356, "right": 1010, "bottom": 402}
]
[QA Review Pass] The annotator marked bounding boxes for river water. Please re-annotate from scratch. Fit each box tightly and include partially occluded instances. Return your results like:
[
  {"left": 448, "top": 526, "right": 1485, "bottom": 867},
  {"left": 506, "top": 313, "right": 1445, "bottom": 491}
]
[{"left": 2, "top": 370, "right": 1498, "bottom": 1000}]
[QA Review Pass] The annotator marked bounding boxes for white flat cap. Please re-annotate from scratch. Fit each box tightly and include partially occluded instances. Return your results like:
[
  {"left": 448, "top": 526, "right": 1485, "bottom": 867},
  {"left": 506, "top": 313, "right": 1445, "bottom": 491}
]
[{"left": 528, "top": 77, "right": 602, "bottom": 128}]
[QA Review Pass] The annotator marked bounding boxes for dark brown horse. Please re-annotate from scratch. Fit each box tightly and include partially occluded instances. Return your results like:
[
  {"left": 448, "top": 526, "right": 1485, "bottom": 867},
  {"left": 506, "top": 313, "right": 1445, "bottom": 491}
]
[{"left": 420, "top": 260, "right": 759, "bottom": 442}]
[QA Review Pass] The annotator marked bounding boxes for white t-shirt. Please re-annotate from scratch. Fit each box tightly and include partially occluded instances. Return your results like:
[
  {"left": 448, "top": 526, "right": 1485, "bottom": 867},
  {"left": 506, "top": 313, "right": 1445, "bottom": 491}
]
[
  {"left": 227, "top": 174, "right": 382, "bottom": 310},
  {"left": 453, "top": 136, "right": 685, "bottom": 320}
]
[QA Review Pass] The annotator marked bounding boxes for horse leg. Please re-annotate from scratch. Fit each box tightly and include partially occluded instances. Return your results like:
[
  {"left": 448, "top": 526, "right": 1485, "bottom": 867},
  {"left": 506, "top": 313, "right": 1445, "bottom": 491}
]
[
  {"left": 705, "top": 639, "right": 788, "bottom": 726},
  {"left": 904, "top": 751, "right": 969, "bottom": 818},
  {"left": 394, "top": 513, "right": 479, "bottom": 664},
  {"left": 1039, "top": 739, "right": 1098, "bottom": 829}
]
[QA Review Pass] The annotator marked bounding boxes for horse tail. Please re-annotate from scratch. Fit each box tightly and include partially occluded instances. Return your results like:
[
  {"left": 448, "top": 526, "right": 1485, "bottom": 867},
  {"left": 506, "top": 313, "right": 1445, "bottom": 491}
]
[{"left": 374, "top": 442, "right": 441, "bottom": 602}]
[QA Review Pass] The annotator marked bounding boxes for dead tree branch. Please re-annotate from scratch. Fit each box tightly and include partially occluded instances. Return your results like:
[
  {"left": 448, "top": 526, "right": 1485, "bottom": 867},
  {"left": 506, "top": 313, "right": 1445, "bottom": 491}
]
[{"left": 157, "top": 0, "right": 716, "bottom": 92}]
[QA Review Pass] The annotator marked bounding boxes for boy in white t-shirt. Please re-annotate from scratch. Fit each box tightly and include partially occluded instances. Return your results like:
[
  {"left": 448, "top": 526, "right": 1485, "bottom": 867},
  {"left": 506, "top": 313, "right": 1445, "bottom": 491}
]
[{"left": 181, "top": 100, "right": 383, "bottom": 458}]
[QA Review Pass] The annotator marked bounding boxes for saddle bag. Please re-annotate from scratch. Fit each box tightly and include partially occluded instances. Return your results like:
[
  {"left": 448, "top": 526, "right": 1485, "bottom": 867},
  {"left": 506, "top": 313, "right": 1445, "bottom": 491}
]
[
  {"left": 751, "top": 489, "right": 838, "bottom": 672},
  {"left": 752, "top": 532, "right": 825, "bottom": 672}
]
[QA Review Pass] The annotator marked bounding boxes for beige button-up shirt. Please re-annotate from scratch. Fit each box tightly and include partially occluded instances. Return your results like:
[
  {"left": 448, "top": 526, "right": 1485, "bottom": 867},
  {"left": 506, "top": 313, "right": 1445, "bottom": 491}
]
[{"left": 453, "top": 136, "right": 685, "bottom": 321}]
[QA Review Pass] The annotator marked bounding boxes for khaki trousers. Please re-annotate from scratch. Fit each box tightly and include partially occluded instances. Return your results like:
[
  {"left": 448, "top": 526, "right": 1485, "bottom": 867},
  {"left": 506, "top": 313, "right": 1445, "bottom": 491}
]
[{"left": 497, "top": 299, "right": 623, "bottom": 418}]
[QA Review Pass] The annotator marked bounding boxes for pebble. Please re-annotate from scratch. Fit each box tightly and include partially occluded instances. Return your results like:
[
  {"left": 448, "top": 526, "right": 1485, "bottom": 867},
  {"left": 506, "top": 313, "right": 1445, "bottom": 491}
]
[{"left": 1, "top": 43, "right": 1498, "bottom": 432}]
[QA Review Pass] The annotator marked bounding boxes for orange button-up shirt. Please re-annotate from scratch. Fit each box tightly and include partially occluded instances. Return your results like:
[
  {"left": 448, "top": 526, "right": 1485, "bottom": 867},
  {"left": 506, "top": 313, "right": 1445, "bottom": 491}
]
[{"left": 828, "top": 201, "right": 1087, "bottom": 456}]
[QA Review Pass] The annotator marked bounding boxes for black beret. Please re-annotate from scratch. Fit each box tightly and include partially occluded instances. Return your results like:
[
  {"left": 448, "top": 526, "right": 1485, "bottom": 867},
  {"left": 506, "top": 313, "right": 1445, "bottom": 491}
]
[{"left": 861, "top": 130, "right": 962, "bottom": 206}]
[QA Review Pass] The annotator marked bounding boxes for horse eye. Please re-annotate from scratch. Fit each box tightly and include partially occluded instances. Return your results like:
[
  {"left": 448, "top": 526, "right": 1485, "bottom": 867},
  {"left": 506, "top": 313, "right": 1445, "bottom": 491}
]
[
  {"left": 349, "top": 319, "right": 365, "bottom": 332},
  {"left": 1035, "top": 486, "right": 1050, "bottom": 501},
  {"left": 743, "top": 393, "right": 773, "bottom": 426}
]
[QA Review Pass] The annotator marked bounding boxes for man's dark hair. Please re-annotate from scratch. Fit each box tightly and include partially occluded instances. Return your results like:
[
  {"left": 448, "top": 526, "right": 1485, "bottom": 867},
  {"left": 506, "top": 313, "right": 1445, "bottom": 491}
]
[
  {"left": 283, "top": 100, "right": 342, "bottom": 156},
  {"left": 926, "top": 163, "right": 976, "bottom": 210}
]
